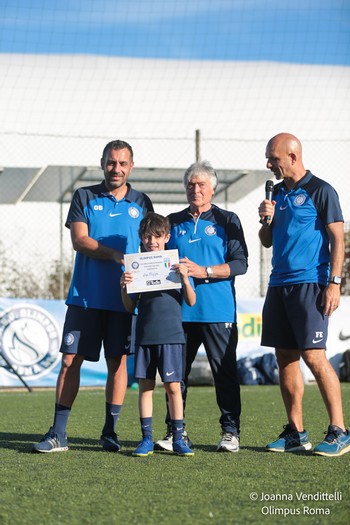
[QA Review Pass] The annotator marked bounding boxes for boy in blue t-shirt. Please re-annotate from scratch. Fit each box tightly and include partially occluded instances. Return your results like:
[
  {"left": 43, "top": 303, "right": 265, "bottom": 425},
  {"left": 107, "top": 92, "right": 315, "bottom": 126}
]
[{"left": 121, "top": 212, "right": 196, "bottom": 456}]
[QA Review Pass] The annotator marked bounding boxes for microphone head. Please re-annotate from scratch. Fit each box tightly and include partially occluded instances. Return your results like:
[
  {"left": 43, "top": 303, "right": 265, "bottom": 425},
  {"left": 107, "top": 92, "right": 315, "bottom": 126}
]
[{"left": 265, "top": 180, "right": 274, "bottom": 192}]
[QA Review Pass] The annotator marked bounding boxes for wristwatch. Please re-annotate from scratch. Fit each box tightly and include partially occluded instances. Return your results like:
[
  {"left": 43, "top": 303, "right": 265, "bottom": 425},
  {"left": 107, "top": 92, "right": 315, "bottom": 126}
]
[
  {"left": 330, "top": 276, "right": 342, "bottom": 285},
  {"left": 206, "top": 266, "right": 213, "bottom": 279}
]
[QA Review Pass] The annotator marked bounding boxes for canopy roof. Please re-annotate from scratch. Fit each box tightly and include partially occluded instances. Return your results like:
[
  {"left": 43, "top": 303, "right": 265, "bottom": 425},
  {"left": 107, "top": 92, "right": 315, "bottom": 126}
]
[{"left": 0, "top": 166, "right": 266, "bottom": 205}]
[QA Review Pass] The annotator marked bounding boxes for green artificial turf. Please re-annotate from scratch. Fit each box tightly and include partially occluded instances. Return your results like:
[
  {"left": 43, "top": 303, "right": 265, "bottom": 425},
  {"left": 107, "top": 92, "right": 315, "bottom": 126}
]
[{"left": 0, "top": 384, "right": 349, "bottom": 525}]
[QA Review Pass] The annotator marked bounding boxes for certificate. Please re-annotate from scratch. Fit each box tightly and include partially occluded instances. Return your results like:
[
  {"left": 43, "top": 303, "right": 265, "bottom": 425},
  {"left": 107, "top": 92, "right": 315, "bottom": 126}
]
[{"left": 124, "top": 249, "right": 182, "bottom": 293}]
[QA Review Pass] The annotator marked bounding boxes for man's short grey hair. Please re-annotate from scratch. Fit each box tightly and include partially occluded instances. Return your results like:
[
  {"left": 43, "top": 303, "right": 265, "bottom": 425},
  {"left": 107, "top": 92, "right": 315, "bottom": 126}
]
[{"left": 183, "top": 160, "right": 218, "bottom": 190}]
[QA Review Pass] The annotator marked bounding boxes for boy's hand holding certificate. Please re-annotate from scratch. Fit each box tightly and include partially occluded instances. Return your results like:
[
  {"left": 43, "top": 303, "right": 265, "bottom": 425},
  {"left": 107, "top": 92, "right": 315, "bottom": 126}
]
[{"left": 124, "top": 249, "right": 181, "bottom": 293}]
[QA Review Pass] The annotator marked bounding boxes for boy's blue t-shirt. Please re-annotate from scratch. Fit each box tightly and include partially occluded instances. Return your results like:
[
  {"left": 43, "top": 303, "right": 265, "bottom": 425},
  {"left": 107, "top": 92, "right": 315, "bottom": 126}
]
[{"left": 135, "top": 288, "right": 186, "bottom": 345}]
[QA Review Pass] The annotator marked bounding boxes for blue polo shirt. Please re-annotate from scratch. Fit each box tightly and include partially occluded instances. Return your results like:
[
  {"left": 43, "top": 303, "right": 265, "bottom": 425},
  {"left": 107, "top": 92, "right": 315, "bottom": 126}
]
[
  {"left": 65, "top": 181, "right": 153, "bottom": 311},
  {"left": 269, "top": 171, "right": 343, "bottom": 286},
  {"left": 167, "top": 205, "right": 248, "bottom": 323}
]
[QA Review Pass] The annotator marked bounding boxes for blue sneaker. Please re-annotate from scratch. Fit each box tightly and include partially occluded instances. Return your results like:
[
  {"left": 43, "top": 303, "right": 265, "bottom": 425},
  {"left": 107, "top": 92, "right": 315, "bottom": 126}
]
[
  {"left": 100, "top": 432, "right": 122, "bottom": 452},
  {"left": 32, "top": 427, "right": 68, "bottom": 453},
  {"left": 132, "top": 438, "right": 154, "bottom": 457},
  {"left": 313, "top": 425, "right": 350, "bottom": 457},
  {"left": 173, "top": 438, "right": 194, "bottom": 456},
  {"left": 266, "top": 424, "right": 312, "bottom": 452}
]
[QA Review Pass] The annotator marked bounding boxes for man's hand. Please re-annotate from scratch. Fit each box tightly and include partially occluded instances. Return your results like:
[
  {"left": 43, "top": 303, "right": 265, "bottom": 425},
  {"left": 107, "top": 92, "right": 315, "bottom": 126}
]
[{"left": 322, "top": 284, "right": 341, "bottom": 317}]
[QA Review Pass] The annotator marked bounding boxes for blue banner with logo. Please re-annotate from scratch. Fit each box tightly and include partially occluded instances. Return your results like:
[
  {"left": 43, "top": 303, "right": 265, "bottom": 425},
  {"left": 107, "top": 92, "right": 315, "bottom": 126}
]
[
  {"left": 1, "top": 296, "right": 349, "bottom": 387},
  {"left": 0, "top": 298, "right": 109, "bottom": 387}
]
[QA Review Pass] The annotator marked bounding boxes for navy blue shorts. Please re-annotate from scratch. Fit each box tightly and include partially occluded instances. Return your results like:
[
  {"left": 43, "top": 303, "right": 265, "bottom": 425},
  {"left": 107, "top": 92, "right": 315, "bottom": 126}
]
[
  {"left": 261, "top": 283, "right": 328, "bottom": 350},
  {"left": 60, "top": 305, "right": 133, "bottom": 362},
  {"left": 134, "top": 344, "right": 184, "bottom": 382}
]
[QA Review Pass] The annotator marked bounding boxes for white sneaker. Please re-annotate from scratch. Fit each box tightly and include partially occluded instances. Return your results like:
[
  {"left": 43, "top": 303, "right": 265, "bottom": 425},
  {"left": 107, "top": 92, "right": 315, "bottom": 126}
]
[
  {"left": 154, "top": 431, "right": 173, "bottom": 451},
  {"left": 216, "top": 432, "right": 240, "bottom": 453},
  {"left": 154, "top": 430, "right": 192, "bottom": 452}
]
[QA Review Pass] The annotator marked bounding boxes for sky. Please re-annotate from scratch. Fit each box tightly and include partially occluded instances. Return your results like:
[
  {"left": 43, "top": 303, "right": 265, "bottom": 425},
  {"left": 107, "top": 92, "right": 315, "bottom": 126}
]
[{"left": 0, "top": 0, "right": 349, "bottom": 65}]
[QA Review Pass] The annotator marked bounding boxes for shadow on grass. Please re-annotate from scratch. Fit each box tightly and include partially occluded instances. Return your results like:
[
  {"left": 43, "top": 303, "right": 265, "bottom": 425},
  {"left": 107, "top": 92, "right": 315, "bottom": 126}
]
[
  {"left": 0, "top": 433, "right": 315, "bottom": 456},
  {"left": 0, "top": 432, "right": 142, "bottom": 453},
  {"left": 241, "top": 445, "right": 314, "bottom": 456}
]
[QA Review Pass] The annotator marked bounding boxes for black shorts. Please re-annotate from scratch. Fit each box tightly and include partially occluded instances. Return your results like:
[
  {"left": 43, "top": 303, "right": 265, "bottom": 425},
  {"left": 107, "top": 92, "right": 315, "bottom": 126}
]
[
  {"left": 60, "top": 305, "right": 133, "bottom": 362},
  {"left": 261, "top": 283, "right": 328, "bottom": 350}
]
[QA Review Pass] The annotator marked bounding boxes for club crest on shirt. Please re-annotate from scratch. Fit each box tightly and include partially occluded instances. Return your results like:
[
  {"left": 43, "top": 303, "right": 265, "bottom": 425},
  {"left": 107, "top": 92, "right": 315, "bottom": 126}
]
[
  {"left": 128, "top": 207, "right": 140, "bottom": 218},
  {"left": 293, "top": 194, "right": 306, "bottom": 206},
  {"left": 205, "top": 225, "right": 217, "bottom": 236}
]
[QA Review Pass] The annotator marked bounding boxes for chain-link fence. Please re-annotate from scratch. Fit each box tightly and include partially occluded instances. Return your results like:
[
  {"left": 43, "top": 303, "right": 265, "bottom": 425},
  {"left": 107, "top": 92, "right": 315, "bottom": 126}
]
[
  {"left": 259, "top": 224, "right": 350, "bottom": 297},
  {"left": 0, "top": 135, "right": 348, "bottom": 300}
]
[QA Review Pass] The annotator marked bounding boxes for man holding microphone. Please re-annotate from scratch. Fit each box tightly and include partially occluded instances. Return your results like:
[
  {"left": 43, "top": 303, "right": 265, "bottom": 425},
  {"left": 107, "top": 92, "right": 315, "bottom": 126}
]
[{"left": 258, "top": 132, "right": 350, "bottom": 457}]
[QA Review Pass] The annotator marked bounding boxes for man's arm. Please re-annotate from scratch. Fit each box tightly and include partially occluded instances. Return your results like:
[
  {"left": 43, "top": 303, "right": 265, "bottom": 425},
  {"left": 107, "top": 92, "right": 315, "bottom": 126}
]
[
  {"left": 258, "top": 198, "right": 275, "bottom": 247},
  {"left": 180, "top": 256, "right": 232, "bottom": 279},
  {"left": 70, "top": 222, "right": 124, "bottom": 264},
  {"left": 258, "top": 223, "right": 273, "bottom": 248},
  {"left": 183, "top": 213, "right": 248, "bottom": 279},
  {"left": 322, "top": 221, "right": 345, "bottom": 317}
]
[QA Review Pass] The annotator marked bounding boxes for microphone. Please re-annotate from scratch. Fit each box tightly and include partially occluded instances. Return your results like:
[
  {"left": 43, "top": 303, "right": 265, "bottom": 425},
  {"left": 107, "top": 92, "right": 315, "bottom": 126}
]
[{"left": 263, "top": 180, "right": 274, "bottom": 225}]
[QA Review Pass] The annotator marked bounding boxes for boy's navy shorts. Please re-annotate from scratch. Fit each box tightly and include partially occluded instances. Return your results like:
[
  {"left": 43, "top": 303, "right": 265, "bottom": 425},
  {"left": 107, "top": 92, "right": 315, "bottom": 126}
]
[
  {"left": 134, "top": 343, "right": 184, "bottom": 382},
  {"left": 60, "top": 305, "right": 132, "bottom": 361},
  {"left": 261, "top": 283, "right": 328, "bottom": 350}
]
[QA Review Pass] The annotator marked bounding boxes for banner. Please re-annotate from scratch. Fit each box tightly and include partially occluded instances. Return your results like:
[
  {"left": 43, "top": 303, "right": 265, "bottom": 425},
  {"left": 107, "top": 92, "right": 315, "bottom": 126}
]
[
  {"left": 0, "top": 298, "right": 108, "bottom": 387},
  {"left": 235, "top": 297, "right": 350, "bottom": 382},
  {"left": 1, "top": 296, "right": 349, "bottom": 387}
]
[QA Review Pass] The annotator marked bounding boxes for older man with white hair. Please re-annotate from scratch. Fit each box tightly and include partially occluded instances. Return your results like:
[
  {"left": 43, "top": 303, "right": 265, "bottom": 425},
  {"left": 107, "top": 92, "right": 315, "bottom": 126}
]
[{"left": 155, "top": 160, "right": 248, "bottom": 453}]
